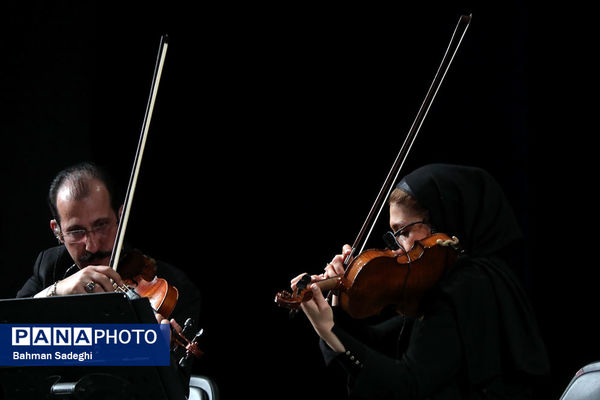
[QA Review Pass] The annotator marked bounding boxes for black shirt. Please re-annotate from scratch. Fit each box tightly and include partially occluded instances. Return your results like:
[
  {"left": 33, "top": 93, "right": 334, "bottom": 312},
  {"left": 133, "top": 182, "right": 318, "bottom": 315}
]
[{"left": 16, "top": 245, "right": 202, "bottom": 329}]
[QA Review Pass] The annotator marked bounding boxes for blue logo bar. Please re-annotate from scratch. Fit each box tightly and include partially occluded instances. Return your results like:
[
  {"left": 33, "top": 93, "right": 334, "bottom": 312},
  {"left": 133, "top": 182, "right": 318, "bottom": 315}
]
[{"left": 0, "top": 324, "right": 171, "bottom": 366}]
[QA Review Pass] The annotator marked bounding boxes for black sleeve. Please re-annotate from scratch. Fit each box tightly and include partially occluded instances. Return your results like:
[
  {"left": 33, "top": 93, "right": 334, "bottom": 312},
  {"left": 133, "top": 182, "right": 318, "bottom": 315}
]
[
  {"left": 16, "top": 251, "right": 47, "bottom": 297},
  {"left": 322, "top": 300, "right": 462, "bottom": 399},
  {"left": 16, "top": 246, "right": 73, "bottom": 298}
]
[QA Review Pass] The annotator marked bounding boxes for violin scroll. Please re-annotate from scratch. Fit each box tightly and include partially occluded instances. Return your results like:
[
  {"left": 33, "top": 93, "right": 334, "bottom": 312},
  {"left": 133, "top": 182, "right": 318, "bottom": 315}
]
[
  {"left": 172, "top": 318, "right": 205, "bottom": 368},
  {"left": 274, "top": 274, "right": 312, "bottom": 310}
]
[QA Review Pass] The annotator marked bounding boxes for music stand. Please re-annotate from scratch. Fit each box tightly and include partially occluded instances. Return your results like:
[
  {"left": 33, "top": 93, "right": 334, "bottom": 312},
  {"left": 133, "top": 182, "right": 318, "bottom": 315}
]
[{"left": 0, "top": 293, "right": 188, "bottom": 399}]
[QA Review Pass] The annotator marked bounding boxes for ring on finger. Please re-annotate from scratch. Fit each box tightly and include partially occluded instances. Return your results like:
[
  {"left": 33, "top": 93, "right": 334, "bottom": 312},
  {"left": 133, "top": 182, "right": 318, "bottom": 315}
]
[{"left": 84, "top": 281, "right": 96, "bottom": 293}]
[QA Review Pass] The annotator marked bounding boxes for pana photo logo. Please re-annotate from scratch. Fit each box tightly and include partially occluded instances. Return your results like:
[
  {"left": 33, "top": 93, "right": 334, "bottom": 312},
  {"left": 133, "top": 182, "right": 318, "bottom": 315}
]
[{"left": 1, "top": 324, "right": 170, "bottom": 366}]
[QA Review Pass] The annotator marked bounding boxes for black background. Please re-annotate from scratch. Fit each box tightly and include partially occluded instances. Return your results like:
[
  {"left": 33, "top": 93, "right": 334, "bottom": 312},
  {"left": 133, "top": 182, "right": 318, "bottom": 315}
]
[{"left": 1, "top": 1, "right": 596, "bottom": 399}]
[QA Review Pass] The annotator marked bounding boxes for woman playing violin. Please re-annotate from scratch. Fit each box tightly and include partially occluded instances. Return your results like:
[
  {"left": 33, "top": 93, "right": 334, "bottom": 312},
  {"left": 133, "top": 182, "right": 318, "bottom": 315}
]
[{"left": 291, "top": 164, "right": 549, "bottom": 399}]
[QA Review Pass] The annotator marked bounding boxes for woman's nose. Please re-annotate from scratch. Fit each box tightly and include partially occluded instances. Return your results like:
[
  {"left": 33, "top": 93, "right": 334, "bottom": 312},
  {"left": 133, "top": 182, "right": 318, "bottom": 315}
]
[
  {"left": 390, "top": 238, "right": 411, "bottom": 256},
  {"left": 397, "top": 236, "right": 415, "bottom": 253}
]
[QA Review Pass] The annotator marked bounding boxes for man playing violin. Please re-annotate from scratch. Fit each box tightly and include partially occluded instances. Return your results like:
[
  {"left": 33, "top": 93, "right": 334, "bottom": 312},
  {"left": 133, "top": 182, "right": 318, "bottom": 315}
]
[
  {"left": 16, "top": 162, "right": 201, "bottom": 334},
  {"left": 290, "top": 164, "right": 549, "bottom": 399}
]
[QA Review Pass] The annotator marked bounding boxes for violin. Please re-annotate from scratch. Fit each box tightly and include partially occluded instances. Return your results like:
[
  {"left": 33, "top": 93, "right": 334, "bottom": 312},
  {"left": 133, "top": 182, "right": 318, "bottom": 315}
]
[
  {"left": 276, "top": 233, "right": 460, "bottom": 318},
  {"left": 275, "top": 14, "right": 471, "bottom": 318},
  {"left": 117, "top": 249, "right": 178, "bottom": 318},
  {"left": 115, "top": 248, "right": 204, "bottom": 364},
  {"left": 107, "top": 34, "right": 203, "bottom": 365}
]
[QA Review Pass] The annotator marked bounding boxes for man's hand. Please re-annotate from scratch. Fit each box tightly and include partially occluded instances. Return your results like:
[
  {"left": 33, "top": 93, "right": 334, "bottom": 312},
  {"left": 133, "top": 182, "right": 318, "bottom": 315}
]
[
  {"left": 54, "top": 265, "right": 124, "bottom": 295},
  {"left": 155, "top": 313, "right": 183, "bottom": 334}
]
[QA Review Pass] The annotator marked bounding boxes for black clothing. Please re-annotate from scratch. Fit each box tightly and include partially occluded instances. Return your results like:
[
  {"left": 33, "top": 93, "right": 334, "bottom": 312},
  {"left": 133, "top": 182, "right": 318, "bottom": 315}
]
[
  {"left": 16, "top": 245, "right": 202, "bottom": 394},
  {"left": 16, "top": 245, "right": 202, "bottom": 329},
  {"left": 321, "top": 164, "right": 549, "bottom": 399},
  {"left": 397, "top": 164, "right": 522, "bottom": 258}
]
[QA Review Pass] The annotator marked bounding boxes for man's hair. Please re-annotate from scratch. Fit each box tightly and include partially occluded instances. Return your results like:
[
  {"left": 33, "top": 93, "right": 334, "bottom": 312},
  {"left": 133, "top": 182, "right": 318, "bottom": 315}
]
[{"left": 48, "top": 162, "right": 119, "bottom": 224}]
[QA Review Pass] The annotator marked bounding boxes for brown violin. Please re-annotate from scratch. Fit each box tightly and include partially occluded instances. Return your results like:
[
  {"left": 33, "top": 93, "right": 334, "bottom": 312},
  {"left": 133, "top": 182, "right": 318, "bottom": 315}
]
[
  {"left": 276, "top": 233, "right": 460, "bottom": 318},
  {"left": 114, "top": 249, "right": 204, "bottom": 363},
  {"left": 274, "top": 14, "right": 471, "bottom": 318},
  {"left": 117, "top": 249, "right": 178, "bottom": 318}
]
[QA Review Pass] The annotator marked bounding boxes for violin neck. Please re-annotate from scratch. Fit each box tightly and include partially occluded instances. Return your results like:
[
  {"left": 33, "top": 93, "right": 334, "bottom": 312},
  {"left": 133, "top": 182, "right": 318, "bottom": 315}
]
[{"left": 315, "top": 275, "right": 345, "bottom": 292}]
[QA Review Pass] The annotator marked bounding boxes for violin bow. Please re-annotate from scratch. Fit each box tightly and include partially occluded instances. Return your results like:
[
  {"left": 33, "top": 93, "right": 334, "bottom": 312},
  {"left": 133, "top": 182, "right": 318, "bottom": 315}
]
[
  {"left": 110, "top": 34, "right": 169, "bottom": 270},
  {"left": 344, "top": 14, "right": 472, "bottom": 266}
]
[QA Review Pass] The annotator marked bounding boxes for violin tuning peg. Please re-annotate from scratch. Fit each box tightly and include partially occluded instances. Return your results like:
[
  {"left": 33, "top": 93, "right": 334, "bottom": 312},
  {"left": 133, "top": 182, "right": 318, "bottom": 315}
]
[
  {"left": 181, "top": 318, "right": 197, "bottom": 337},
  {"left": 179, "top": 354, "right": 193, "bottom": 369},
  {"left": 193, "top": 328, "right": 203, "bottom": 341}
]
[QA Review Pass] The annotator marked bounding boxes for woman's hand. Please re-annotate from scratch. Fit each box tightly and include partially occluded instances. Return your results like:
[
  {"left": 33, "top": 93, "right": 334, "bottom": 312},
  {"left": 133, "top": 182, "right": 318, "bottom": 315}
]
[
  {"left": 290, "top": 272, "right": 316, "bottom": 291},
  {"left": 301, "top": 283, "right": 345, "bottom": 353},
  {"left": 287, "top": 244, "right": 352, "bottom": 353},
  {"left": 323, "top": 244, "right": 351, "bottom": 277},
  {"left": 321, "top": 244, "right": 352, "bottom": 306},
  {"left": 290, "top": 244, "right": 352, "bottom": 292}
]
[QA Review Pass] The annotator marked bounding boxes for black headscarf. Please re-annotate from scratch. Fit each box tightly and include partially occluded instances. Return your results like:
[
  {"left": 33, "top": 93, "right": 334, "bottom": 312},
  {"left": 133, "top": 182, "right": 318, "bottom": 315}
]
[
  {"left": 397, "top": 164, "right": 549, "bottom": 385},
  {"left": 397, "top": 163, "right": 522, "bottom": 257}
]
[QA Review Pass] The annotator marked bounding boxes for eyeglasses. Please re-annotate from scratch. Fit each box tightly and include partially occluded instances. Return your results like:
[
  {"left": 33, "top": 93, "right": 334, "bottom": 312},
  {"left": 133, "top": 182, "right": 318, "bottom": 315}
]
[
  {"left": 60, "top": 220, "right": 116, "bottom": 244},
  {"left": 392, "top": 220, "right": 428, "bottom": 239},
  {"left": 382, "top": 220, "right": 428, "bottom": 251}
]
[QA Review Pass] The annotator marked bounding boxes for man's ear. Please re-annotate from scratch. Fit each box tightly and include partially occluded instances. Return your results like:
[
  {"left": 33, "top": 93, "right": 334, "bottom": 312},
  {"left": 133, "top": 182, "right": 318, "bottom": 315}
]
[{"left": 50, "top": 219, "right": 63, "bottom": 242}]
